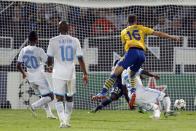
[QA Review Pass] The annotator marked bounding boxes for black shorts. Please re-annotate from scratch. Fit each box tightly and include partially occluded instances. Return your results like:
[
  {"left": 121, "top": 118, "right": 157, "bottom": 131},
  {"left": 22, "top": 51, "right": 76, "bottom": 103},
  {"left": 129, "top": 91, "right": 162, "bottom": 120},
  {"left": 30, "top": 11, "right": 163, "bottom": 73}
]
[{"left": 111, "top": 86, "right": 123, "bottom": 99}]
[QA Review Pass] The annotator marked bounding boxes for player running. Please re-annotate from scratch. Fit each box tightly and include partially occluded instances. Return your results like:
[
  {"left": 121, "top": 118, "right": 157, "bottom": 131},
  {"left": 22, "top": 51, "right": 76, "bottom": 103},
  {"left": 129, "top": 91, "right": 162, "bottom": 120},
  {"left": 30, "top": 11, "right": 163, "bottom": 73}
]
[
  {"left": 96, "top": 14, "right": 180, "bottom": 102},
  {"left": 16, "top": 31, "right": 56, "bottom": 119},
  {"left": 122, "top": 67, "right": 176, "bottom": 118},
  {"left": 47, "top": 21, "right": 88, "bottom": 128}
]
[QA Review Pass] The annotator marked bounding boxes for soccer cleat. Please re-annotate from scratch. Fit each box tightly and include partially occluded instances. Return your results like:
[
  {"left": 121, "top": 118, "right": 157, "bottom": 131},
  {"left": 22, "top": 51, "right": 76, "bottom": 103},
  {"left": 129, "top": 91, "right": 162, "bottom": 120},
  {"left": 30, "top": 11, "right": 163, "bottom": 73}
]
[
  {"left": 28, "top": 105, "right": 37, "bottom": 117},
  {"left": 47, "top": 114, "right": 58, "bottom": 119},
  {"left": 59, "top": 122, "right": 69, "bottom": 128},
  {"left": 164, "top": 111, "right": 177, "bottom": 118},
  {"left": 97, "top": 92, "right": 107, "bottom": 97},
  {"left": 89, "top": 110, "right": 96, "bottom": 113},
  {"left": 92, "top": 93, "right": 107, "bottom": 100},
  {"left": 65, "top": 122, "right": 71, "bottom": 127}
]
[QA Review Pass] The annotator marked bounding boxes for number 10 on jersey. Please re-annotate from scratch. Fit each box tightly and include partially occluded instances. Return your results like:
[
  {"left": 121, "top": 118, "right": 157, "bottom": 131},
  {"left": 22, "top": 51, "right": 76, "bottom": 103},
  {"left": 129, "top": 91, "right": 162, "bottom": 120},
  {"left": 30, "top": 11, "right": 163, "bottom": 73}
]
[{"left": 60, "top": 45, "right": 74, "bottom": 61}]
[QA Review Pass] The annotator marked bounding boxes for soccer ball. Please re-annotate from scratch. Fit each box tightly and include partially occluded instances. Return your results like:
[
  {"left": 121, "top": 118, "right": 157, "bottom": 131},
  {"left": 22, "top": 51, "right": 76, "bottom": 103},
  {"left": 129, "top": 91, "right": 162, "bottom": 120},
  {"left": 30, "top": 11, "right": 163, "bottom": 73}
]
[{"left": 174, "top": 99, "right": 186, "bottom": 110}]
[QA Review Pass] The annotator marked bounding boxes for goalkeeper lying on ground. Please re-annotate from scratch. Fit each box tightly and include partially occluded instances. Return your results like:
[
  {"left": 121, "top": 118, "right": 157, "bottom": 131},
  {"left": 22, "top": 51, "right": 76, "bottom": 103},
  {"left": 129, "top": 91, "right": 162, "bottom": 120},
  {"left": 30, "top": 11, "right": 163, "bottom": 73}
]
[{"left": 122, "top": 67, "right": 176, "bottom": 118}]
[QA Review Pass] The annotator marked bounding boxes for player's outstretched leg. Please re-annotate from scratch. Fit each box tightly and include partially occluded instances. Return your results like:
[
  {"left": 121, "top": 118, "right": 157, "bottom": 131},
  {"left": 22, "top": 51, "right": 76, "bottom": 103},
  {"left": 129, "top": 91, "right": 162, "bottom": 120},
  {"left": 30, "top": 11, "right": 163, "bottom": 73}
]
[
  {"left": 64, "top": 95, "right": 74, "bottom": 127},
  {"left": 97, "top": 66, "right": 124, "bottom": 97},
  {"left": 30, "top": 93, "right": 54, "bottom": 117},
  {"left": 91, "top": 93, "right": 118, "bottom": 113},
  {"left": 91, "top": 98, "right": 113, "bottom": 113},
  {"left": 43, "top": 103, "right": 57, "bottom": 119}
]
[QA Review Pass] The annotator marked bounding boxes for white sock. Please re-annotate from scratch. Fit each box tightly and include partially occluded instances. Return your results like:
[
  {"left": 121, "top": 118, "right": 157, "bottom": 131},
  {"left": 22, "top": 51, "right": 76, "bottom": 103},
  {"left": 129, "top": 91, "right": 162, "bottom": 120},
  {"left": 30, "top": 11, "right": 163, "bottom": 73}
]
[
  {"left": 65, "top": 101, "right": 74, "bottom": 123},
  {"left": 32, "top": 96, "right": 52, "bottom": 109},
  {"left": 150, "top": 103, "right": 161, "bottom": 119},
  {"left": 55, "top": 101, "right": 66, "bottom": 123},
  {"left": 163, "top": 96, "right": 171, "bottom": 112},
  {"left": 43, "top": 104, "right": 53, "bottom": 116}
]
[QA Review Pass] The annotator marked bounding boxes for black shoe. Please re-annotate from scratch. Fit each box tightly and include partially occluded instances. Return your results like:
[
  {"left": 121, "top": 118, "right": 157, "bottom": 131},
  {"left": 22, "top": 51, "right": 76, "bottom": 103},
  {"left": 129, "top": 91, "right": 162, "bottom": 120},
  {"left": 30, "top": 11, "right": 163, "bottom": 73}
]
[{"left": 138, "top": 107, "right": 146, "bottom": 114}]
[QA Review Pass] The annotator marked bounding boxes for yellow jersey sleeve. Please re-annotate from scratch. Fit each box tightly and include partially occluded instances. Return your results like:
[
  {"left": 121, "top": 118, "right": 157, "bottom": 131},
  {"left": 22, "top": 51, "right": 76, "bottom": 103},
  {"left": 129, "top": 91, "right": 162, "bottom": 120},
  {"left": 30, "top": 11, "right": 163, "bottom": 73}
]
[{"left": 141, "top": 26, "right": 154, "bottom": 35}]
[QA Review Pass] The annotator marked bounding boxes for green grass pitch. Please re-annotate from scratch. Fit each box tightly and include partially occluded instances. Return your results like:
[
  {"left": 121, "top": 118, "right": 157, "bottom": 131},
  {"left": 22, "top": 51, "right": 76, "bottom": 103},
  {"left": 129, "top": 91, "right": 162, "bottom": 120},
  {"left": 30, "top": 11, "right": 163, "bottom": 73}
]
[{"left": 0, "top": 109, "right": 196, "bottom": 131}]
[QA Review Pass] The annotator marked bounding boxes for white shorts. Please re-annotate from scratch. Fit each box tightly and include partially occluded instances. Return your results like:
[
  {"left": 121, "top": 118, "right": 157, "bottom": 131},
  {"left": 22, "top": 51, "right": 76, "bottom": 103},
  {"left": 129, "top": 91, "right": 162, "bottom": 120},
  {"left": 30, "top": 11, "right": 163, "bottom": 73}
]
[
  {"left": 30, "top": 79, "right": 52, "bottom": 96},
  {"left": 52, "top": 78, "right": 76, "bottom": 97},
  {"left": 134, "top": 86, "right": 165, "bottom": 105}
]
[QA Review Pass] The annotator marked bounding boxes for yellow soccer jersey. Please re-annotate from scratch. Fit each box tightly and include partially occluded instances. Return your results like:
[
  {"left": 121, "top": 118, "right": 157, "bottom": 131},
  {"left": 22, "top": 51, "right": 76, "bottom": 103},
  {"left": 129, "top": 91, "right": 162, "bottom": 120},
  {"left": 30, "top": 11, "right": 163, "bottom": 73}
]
[{"left": 121, "top": 24, "right": 154, "bottom": 52}]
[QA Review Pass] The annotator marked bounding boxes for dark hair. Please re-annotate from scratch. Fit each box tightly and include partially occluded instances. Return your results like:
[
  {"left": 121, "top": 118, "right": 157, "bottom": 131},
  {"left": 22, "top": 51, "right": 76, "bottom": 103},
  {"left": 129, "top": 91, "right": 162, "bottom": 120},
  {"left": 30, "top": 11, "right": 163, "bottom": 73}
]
[
  {"left": 59, "top": 21, "right": 69, "bottom": 33},
  {"left": 28, "top": 31, "right": 37, "bottom": 42},
  {"left": 128, "top": 14, "right": 137, "bottom": 24}
]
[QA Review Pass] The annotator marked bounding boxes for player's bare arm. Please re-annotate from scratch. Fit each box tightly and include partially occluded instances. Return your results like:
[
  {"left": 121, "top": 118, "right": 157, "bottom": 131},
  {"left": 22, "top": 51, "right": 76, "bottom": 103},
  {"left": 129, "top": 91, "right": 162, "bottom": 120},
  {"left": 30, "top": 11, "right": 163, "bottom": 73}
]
[
  {"left": 141, "top": 70, "right": 160, "bottom": 80},
  {"left": 16, "top": 62, "right": 27, "bottom": 79},
  {"left": 153, "top": 31, "right": 180, "bottom": 41},
  {"left": 78, "top": 56, "right": 88, "bottom": 86}
]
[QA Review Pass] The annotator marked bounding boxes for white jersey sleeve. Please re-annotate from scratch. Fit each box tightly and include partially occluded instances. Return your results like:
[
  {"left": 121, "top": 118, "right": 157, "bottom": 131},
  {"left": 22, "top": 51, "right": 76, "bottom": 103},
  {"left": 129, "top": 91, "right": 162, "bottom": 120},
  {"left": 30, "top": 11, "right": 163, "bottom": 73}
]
[
  {"left": 75, "top": 38, "right": 83, "bottom": 57},
  {"left": 39, "top": 48, "right": 48, "bottom": 63},
  {"left": 47, "top": 39, "right": 54, "bottom": 57},
  {"left": 121, "top": 68, "right": 144, "bottom": 88},
  {"left": 17, "top": 48, "right": 24, "bottom": 62},
  {"left": 136, "top": 68, "right": 144, "bottom": 76}
]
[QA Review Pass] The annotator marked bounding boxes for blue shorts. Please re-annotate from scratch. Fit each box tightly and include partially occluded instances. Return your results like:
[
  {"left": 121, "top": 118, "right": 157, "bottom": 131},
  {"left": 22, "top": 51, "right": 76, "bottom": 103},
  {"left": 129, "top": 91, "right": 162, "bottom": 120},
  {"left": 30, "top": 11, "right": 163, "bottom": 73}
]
[{"left": 118, "top": 48, "right": 145, "bottom": 72}]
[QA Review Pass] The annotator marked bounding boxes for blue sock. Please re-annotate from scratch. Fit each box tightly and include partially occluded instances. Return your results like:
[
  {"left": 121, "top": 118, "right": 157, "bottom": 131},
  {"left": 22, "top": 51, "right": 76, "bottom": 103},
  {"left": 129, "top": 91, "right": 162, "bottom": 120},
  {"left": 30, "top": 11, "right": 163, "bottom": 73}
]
[{"left": 101, "top": 88, "right": 108, "bottom": 94}]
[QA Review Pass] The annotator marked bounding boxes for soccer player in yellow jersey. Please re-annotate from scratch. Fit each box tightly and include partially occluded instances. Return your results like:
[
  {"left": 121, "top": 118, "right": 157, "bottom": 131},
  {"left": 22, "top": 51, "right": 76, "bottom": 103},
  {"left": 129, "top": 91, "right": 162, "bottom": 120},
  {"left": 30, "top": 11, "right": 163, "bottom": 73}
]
[{"left": 96, "top": 14, "right": 179, "bottom": 100}]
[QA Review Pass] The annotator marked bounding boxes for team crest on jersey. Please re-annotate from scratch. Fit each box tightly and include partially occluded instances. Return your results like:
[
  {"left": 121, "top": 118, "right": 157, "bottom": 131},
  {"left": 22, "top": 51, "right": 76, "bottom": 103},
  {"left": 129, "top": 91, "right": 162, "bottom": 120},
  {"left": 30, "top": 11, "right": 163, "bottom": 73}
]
[{"left": 147, "top": 77, "right": 167, "bottom": 92}]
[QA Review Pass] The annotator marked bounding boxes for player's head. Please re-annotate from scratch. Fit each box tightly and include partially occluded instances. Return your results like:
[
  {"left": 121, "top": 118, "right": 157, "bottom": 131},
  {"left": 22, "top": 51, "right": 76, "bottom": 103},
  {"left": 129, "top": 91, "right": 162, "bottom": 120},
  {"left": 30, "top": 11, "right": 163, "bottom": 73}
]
[
  {"left": 58, "top": 21, "right": 69, "bottom": 34},
  {"left": 28, "top": 31, "right": 38, "bottom": 45},
  {"left": 128, "top": 14, "right": 137, "bottom": 25}
]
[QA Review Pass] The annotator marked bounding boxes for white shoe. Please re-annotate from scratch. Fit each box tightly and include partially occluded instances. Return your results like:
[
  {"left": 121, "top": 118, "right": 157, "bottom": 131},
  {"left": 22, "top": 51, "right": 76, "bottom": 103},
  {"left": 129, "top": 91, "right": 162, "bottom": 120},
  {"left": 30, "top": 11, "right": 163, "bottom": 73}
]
[
  {"left": 59, "top": 122, "right": 69, "bottom": 128},
  {"left": 47, "top": 114, "right": 57, "bottom": 119},
  {"left": 28, "top": 105, "right": 37, "bottom": 117},
  {"left": 65, "top": 121, "right": 71, "bottom": 127}
]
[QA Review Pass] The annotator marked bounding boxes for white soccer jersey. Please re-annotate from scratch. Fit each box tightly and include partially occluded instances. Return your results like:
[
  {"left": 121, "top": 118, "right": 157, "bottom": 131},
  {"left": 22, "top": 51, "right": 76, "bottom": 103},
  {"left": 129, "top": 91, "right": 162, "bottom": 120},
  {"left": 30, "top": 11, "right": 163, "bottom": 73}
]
[
  {"left": 121, "top": 68, "right": 143, "bottom": 87},
  {"left": 47, "top": 34, "right": 83, "bottom": 80},
  {"left": 121, "top": 68, "right": 165, "bottom": 106},
  {"left": 17, "top": 45, "right": 48, "bottom": 82}
]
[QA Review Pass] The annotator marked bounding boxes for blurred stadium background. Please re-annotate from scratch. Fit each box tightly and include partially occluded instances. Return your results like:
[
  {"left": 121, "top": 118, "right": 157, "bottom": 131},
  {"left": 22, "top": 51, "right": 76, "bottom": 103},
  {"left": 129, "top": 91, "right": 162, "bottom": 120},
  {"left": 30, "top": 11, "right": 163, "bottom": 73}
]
[{"left": 0, "top": 0, "right": 196, "bottom": 111}]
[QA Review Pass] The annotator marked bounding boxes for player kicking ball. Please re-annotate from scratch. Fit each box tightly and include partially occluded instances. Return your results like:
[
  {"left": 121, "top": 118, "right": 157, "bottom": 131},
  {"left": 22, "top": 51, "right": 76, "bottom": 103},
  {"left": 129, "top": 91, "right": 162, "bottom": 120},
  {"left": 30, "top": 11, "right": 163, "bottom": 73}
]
[
  {"left": 47, "top": 21, "right": 88, "bottom": 128},
  {"left": 122, "top": 67, "right": 176, "bottom": 119},
  {"left": 91, "top": 59, "right": 160, "bottom": 113},
  {"left": 16, "top": 31, "right": 57, "bottom": 119},
  {"left": 96, "top": 14, "right": 180, "bottom": 101}
]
